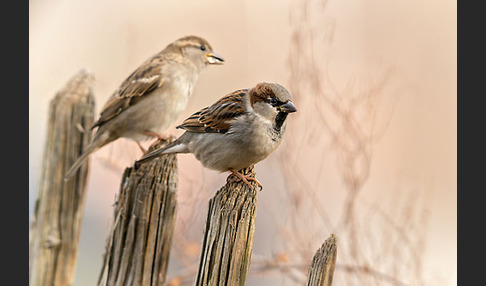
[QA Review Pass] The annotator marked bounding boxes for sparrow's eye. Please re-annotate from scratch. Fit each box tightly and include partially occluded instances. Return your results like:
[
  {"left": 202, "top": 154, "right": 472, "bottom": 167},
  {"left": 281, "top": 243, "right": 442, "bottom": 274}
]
[
  {"left": 269, "top": 98, "right": 278, "bottom": 106},
  {"left": 200, "top": 45, "right": 206, "bottom": 51}
]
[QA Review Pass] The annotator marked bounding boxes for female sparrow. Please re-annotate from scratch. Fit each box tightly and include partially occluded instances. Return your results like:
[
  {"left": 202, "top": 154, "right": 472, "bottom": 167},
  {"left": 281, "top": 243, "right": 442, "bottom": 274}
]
[
  {"left": 136, "top": 82, "right": 297, "bottom": 189},
  {"left": 65, "top": 35, "right": 224, "bottom": 179}
]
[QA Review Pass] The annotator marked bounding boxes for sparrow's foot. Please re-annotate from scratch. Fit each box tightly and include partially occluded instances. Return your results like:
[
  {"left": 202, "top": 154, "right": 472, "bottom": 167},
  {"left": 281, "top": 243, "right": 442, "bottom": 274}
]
[{"left": 227, "top": 169, "right": 263, "bottom": 190}]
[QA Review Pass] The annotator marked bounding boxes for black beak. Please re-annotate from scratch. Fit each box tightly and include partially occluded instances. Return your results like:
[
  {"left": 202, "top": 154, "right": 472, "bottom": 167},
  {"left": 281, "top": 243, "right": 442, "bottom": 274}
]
[{"left": 279, "top": 101, "right": 297, "bottom": 113}]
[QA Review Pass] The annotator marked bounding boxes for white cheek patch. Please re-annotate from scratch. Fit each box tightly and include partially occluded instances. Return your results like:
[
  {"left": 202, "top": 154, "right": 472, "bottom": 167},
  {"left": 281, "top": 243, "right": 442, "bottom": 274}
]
[{"left": 252, "top": 101, "right": 276, "bottom": 119}]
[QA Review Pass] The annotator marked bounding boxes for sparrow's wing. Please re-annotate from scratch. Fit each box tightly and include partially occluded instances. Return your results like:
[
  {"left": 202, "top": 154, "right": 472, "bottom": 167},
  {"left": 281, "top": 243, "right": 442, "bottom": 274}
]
[
  {"left": 91, "top": 57, "right": 165, "bottom": 129},
  {"left": 177, "top": 89, "right": 249, "bottom": 133}
]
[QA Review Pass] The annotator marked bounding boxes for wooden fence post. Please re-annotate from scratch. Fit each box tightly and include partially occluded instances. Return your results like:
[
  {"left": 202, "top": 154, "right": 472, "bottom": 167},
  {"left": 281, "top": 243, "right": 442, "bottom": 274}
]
[
  {"left": 195, "top": 166, "right": 258, "bottom": 286},
  {"left": 98, "top": 139, "right": 178, "bottom": 286},
  {"left": 306, "top": 234, "right": 338, "bottom": 286},
  {"left": 29, "top": 69, "right": 96, "bottom": 286}
]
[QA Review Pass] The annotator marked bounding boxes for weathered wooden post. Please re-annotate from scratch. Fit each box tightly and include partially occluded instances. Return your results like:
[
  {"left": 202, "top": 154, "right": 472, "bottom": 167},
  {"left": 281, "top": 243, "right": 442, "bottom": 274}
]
[
  {"left": 306, "top": 234, "right": 338, "bottom": 286},
  {"left": 195, "top": 166, "right": 258, "bottom": 286},
  {"left": 29, "top": 69, "right": 96, "bottom": 286},
  {"left": 98, "top": 140, "right": 178, "bottom": 286}
]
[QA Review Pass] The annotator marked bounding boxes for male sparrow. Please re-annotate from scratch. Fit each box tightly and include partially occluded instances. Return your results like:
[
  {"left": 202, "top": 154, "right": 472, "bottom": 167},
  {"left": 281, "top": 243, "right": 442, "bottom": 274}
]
[
  {"left": 136, "top": 82, "right": 297, "bottom": 189},
  {"left": 65, "top": 35, "right": 224, "bottom": 179}
]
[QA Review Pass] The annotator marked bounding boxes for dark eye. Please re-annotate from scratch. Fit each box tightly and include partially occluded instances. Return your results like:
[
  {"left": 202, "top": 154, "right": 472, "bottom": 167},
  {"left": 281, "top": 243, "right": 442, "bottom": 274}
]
[
  {"left": 200, "top": 45, "right": 206, "bottom": 51},
  {"left": 269, "top": 98, "right": 278, "bottom": 106}
]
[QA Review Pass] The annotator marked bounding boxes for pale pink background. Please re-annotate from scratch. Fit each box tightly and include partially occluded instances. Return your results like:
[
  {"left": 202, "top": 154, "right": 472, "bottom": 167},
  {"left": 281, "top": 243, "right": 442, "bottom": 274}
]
[{"left": 29, "top": 0, "right": 456, "bottom": 285}]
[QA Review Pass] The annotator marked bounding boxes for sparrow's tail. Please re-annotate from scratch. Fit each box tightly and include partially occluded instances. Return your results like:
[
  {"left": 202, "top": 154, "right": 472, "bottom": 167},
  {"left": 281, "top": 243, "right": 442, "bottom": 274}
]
[
  {"left": 136, "top": 140, "right": 188, "bottom": 166},
  {"left": 64, "top": 132, "right": 111, "bottom": 180},
  {"left": 135, "top": 145, "right": 171, "bottom": 166}
]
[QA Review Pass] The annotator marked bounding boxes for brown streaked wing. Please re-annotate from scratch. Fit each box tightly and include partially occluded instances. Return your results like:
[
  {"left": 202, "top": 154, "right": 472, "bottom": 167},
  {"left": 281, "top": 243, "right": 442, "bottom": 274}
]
[
  {"left": 177, "top": 89, "right": 249, "bottom": 133},
  {"left": 91, "top": 59, "right": 165, "bottom": 129}
]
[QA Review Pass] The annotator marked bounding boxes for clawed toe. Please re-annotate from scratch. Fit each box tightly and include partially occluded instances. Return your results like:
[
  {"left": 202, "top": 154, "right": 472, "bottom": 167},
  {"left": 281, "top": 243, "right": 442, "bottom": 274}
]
[{"left": 227, "top": 169, "right": 263, "bottom": 190}]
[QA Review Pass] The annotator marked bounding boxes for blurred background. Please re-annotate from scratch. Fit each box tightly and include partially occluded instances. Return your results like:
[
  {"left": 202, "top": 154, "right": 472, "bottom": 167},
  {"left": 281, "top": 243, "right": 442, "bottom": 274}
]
[{"left": 29, "top": 0, "right": 456, "bottom": 285}]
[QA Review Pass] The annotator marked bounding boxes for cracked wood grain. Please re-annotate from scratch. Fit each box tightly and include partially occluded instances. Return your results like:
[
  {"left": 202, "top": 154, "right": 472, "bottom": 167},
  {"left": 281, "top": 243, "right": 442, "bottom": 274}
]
[
  {"left": 29, "top": 69, "right": 96, "bottom": 286},
  {"left": 306, "top": 234, "right": 338, "bottom": 286},
  {"left": 195, "top": 166, "right": 258, "bottom": 286},
  {"left": 98, "top": 139, "right": 178, "bottom": 286}
]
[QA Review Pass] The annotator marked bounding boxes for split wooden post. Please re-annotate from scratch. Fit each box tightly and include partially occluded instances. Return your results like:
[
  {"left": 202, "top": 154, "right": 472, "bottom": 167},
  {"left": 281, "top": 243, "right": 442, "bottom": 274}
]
[
  {"left": 195, "top": 166, "right": 259, "bottom": 286},
  {"left": 98, "top": 139, "right": 178, "bottom": 286},
  {"left": 306, "top": 234, "right": 338, "bottom": 286},
  {"left": 29, "top": 70, "right": 96, "bottom": 286}
]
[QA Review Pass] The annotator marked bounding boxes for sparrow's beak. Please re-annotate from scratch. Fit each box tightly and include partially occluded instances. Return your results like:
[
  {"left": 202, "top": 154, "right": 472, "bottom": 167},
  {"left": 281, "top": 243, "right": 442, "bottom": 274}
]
[
  {"left": 206, "top": 51, "right": 225, "bottom": 64},
  {"left": 279, "top": 101, "right": 297, "bottom": 113}
]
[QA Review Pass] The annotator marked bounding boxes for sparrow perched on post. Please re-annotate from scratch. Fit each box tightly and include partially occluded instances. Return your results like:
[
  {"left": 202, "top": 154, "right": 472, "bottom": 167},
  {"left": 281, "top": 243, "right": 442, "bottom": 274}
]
[
  {"left": 136, "top": 82, "right": 297, "bottom": 189},
  {"left": 65, "top": 35, "right": 224, "bottom": 180}
]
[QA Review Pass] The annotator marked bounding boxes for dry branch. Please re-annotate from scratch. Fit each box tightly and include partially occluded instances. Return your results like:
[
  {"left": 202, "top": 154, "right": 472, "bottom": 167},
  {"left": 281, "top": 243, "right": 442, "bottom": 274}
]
[
  {"left": 29, "top": 69, "right": 95, "bottom": 286},
  {"left": 98, "top": 139, "right": 178, "bottom": 286},
  {"left": 306, "top": 234, "right": 337, "bottom": 286},
  {"left": 195, "top": 166, "right": 258, "bottom": 286}
]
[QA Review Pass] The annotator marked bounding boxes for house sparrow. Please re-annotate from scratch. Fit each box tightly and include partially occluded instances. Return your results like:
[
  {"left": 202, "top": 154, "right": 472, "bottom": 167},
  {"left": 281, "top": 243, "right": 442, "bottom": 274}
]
[
  {"left": 136, "top": 82, "right": 297, "bottom": 189},
  {"left": 65, "top": 35, "right": 224, "bottom": 180}
]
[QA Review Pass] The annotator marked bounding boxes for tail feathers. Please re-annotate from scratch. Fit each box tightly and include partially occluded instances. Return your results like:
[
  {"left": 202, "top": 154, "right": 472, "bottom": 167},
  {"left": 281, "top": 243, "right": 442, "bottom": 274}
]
[
  {"left": 136, "top": 145, "right": 171, "bottom": 166},
  {"left": 136, "top": 142, "right": 188, "bottom": 166},
  {"left": 64, "top": 133, "right": 111, "bottom": 180}
]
